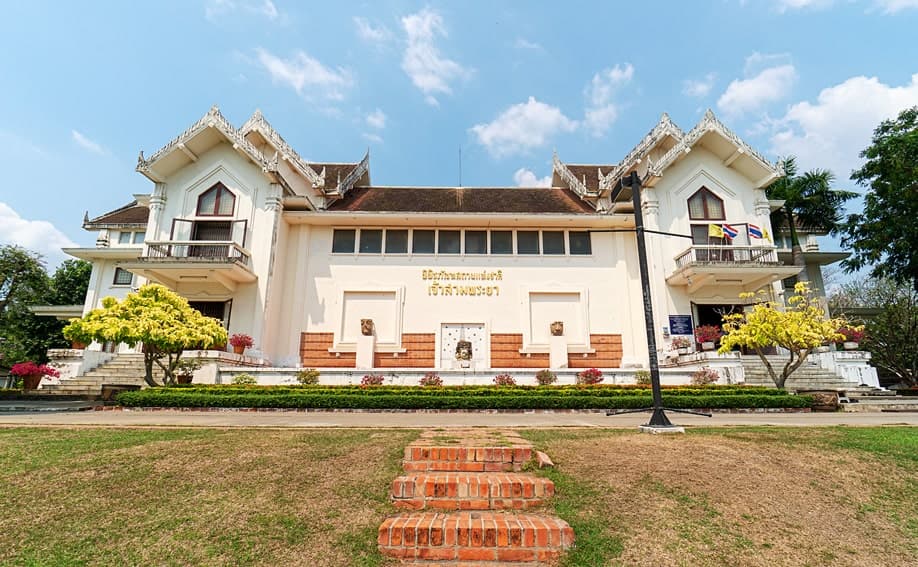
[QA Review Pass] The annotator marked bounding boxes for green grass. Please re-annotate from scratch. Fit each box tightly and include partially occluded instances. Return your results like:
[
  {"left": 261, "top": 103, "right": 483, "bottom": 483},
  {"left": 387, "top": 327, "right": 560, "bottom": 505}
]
[{"left": 0, "top": 428, "right": 415, "bottom": 566}]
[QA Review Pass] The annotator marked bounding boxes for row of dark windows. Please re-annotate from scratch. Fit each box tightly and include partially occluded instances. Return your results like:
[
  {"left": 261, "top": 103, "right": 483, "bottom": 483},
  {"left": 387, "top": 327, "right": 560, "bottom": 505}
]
[{"left": 332, "top": 229, "right": 592, "bottom": 256}]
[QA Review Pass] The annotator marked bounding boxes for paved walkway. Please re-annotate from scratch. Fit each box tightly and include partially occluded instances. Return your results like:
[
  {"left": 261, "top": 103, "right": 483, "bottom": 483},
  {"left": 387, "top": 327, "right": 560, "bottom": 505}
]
[{"left": 0, "top": 408, "right": 915, "bottom": 428}]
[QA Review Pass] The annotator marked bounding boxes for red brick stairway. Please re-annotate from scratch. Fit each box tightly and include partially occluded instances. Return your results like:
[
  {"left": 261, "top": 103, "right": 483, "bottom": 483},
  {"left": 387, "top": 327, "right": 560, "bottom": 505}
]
[{"left": 378, "top": 429, "right": 574, "bottom": 564}]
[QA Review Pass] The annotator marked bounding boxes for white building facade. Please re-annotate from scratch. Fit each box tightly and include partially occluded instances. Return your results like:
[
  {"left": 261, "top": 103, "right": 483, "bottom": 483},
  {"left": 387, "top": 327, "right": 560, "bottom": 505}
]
[{"left": 66, "top": 106, "right": 825, "bottom": 381}]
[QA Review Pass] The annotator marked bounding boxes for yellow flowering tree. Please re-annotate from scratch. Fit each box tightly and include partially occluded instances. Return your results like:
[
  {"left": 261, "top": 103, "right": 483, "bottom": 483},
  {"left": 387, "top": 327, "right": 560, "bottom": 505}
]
[
  {"left": 63, "top": 284, "right": 227, "bottom": 386},
  {"left": 718, "top": 282, "right": 851, "bottom": 388}
]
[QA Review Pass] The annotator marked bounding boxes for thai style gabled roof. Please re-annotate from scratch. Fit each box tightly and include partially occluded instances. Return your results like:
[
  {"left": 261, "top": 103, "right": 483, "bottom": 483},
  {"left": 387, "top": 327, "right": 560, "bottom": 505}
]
[
  {"left": 597, "top": 110, "right": 781, "bottom": 192},
  {"left": 551, "top": 154, "right": 616, "bottom": 207},
  {"left": 83, "top": 201, "right": 150, "bottom": 228},
  {"left": 136, "top": 105, "right": 278, "bottom": 183}
]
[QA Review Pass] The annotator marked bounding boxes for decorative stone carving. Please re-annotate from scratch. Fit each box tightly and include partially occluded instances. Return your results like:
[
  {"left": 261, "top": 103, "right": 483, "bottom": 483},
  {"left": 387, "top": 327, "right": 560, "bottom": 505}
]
[
  {"left": 550, "top": 321, "right": 564, "bottom": 336},
  {"left": 360, "top": 319, "right": 374, "bottom": 336},
  {"left": 455, "top": 340, "right": 472, "bottom": 361}
]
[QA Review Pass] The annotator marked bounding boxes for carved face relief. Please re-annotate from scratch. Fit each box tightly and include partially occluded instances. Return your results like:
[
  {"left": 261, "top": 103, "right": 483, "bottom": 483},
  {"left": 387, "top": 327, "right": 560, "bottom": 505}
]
[
  {"left": 360, "top": 319, "right": 374, "bottom": 336},
  {"left": 455, "top": 340, "right": 472, "bottom": 361},
  {"left": 550, "top": 321, "right": 564, "bottom": 336}
]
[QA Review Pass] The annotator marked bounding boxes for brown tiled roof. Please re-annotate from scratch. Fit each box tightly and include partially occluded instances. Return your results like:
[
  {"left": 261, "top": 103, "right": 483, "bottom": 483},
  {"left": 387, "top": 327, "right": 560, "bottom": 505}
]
[
  {"left": 308, "top": 163, "right": 360, "bottom": 187},
  {"left": 327, "top": 187, "right": 596, "bottom": 214},
  {"left": 85, "top": 201, "right": 149, "bottom": 227},
  {"left": 561, "top": 164, "right": 615, "bottom": 193}
]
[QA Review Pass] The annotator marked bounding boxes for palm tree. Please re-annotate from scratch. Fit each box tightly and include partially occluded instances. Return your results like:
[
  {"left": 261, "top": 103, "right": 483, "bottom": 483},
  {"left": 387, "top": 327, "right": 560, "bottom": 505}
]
[{"left": 767, "top": 156, "right": 858, "bottom": 281}]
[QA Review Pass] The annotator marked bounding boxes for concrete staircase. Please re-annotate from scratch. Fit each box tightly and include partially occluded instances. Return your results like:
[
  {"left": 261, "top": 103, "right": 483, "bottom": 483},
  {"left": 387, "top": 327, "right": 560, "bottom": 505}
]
[
  {"left": 39, "top": 354, "right": 159, "bottom": 397},
  {"left": 742, "top": 355, "right": 877, "bottom": 393}
]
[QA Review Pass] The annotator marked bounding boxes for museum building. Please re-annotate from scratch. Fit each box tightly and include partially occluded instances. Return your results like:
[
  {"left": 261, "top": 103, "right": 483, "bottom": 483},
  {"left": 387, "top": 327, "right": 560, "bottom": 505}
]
[{"left": 63, "top": 106, "right": 828, "bottom": 376}]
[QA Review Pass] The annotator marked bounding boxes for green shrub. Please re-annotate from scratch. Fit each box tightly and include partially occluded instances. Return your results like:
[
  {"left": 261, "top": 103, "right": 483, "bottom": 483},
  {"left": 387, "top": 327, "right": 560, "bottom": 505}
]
[
  {"left": 116, "top": 388, "right": 812, "bottom": 411},
  {"left": 634, "top": 370, "right": 651, "bottom": 385},
  {"left": 296, "top": 368, "right": 320, "bottom": 385},
  {"left": 231, "top": 373, "right": 257, "bottom": 385},
  {"left": 535, "top": 369, "right": 557, "bottom": 386}
]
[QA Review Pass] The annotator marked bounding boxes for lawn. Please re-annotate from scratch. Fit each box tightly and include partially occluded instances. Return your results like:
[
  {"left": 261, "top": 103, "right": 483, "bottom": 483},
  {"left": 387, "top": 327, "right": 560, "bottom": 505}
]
[{"left": 0, "top": 426, "right": 914, "bottom": 566}]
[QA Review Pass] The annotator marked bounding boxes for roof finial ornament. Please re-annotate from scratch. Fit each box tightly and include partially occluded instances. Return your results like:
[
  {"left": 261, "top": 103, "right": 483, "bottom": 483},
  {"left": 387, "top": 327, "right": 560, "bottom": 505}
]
[
  {"left": 703, "top": 108, "right": 716, "bottom": 120},
  {"left": 208, "top": 104, "right": 220, "bottom": 115},
  {"left": 137, "top": 150, "right": 145, "bottom": 165},
  {"left": 660, "top": 112, "right": 672, "bottom": 124},
  {"left": 83, "top": 211, "right": 89, "bottom": 224}
]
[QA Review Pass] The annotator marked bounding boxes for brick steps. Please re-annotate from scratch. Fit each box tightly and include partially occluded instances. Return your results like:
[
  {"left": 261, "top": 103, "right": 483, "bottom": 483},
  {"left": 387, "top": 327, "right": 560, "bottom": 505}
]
[
  {"left": 379, "top": 429, "right": 574, "bottom": 565},
  {"left": 392, "top": 473, "right": 554, "bottom": 511},
  {"left": 378, "top": 512, "right": 573, "bottom": 563}
]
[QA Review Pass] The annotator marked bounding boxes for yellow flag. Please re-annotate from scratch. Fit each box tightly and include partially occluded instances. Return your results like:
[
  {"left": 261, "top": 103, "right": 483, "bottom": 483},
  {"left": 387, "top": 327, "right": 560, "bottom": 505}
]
[
  {"left": 708, "top": 224, "right": 724, "bottom": 238},
  {"left": 763, "top": 228, "right": 771, "bottom": 242}
]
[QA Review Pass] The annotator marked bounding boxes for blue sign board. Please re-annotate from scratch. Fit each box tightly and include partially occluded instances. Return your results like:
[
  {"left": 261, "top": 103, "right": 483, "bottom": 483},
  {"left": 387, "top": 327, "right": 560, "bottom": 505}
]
[{"left": 669, "top": 315, "right": 694, "bottom": 336}]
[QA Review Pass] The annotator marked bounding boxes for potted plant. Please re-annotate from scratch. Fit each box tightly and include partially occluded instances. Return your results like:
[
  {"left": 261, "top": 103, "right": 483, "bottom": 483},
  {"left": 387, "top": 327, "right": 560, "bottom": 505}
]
[
  {"left": 671, "top": 336, "right": 692, "bottom": 354},
  {"left": 837, "top": 325, "right": 865, "bottom": 350},
  {"left": 229, "top": 333, "right": 253, "bottom": 355},
  {"left": 175, "top": 358, "right": 201, "bottom": 384},
  {"left": 10, "top": 362, "right": 60, "bottom": 390},
  {"left": 694, "top": 325, "right": 723, "bottom": 351}
]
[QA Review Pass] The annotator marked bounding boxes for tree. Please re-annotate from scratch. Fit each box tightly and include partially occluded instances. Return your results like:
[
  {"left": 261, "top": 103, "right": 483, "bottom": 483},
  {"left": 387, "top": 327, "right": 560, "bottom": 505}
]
[
  {"left": 0, "top": 246, "right": 53, "bottom": 368},
  {"left": 719, "top": 283, "right": 846, "bottom": 388},
  {"left": 767, "top": 157, "right": 858, "bottom": 281},
  {"left": 0, "top": 245, "right": 47, "bottom": 316},
  {"left": 63, "top": 284, "right": 227, "bottom": 386},
  {"left": 841, "top": 106, "right": 918, "bottom": 291},
  {"left": 830, "top": 277, "right": 917, "bottom": 387},
  {"left": 0, "top": 253, "right": 91, "bottom": 368}
]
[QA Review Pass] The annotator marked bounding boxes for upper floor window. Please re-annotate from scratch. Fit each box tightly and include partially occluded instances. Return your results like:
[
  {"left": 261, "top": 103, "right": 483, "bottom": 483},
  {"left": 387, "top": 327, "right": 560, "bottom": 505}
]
[
  {"left": 687, "top": 188, "right": 725, "bottom": 220},
  {"left": 196, "top": 183, "right": 235, "bottom": 216}
]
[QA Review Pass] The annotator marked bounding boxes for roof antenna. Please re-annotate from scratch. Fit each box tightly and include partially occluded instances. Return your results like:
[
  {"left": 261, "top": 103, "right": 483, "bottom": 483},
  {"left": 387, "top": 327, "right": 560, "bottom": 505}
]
[{"left": 458, "top": 145, "right": 462, "bottom": 187}]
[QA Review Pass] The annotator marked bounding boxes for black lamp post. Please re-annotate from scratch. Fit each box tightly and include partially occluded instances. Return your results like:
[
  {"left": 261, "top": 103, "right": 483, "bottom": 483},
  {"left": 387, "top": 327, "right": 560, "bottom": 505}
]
[{"left": 606, "top": 171, "right": 711, "bottom": 430}]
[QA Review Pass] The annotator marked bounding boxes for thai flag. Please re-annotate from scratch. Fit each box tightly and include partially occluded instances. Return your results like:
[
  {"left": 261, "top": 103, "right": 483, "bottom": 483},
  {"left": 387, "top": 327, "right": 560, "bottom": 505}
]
[
  {"left": 748, "top": 224, "right": 763, "bottom": 239},
  {"left": 722, "top": 223, "right": 739, "bottom": 239}
]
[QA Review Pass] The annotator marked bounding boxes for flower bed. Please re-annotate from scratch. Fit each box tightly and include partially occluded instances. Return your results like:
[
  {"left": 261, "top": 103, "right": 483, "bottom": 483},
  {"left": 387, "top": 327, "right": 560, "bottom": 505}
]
[{"left": 115, "top": 384, "right": 811, "bottom": 410}]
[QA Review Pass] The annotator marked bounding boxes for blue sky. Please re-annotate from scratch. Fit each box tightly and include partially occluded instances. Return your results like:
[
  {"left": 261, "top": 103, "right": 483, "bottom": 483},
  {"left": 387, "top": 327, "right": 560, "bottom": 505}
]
[{"left": 1, "top": 0, "right": 917, "bottom": 266}]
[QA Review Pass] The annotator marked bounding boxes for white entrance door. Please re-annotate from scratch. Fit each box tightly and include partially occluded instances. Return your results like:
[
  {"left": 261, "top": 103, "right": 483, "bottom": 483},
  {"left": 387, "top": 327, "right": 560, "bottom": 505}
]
[{"left": 440, "top": 323, "right": 487, "bottom": 370}]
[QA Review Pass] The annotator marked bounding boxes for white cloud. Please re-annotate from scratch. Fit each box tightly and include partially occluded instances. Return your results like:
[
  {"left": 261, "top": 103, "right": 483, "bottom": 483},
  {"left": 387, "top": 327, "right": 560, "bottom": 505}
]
[
  {"left": 0, "top": 202, "right": 76, "bottom": 265},
  {"left": 583, "top": 63, "right": 634, "bottom": 136},
  {"left": 769, "top": 73, "right": 918, "bottom": 177},
  {"left": 71, "top": 130, "right": 107, "bottom": 155},
  {"left": 255, "top": 48, "right": 354, "bottom": 101},
  {"left": 772, "top": 0, "right": 835, "bottom": 12},
  {"left": 513, "top": 38, "right": 541, "bottom": 50},
  {"left": 471, "top": 97, "right": 578, "bottom": 158},
  {"left": 366, "top": 109, "right": 387, "bottom": 129},
  {"left": 874, "top": 0, "right": 918, "bottom": 12},
  {"left": 362, "top": 132, "right": 383, "bottom": 144},
  {"left": 513, "top": 168, "right": 552, "bottom": 187},
  {"left": 205, "top": 0, "right": 279, "bottom": 21},
  {"left": 354, "top": 17, "right": 392, "bottom": 42},
  {"left": 401, "top": 8, "right": 471, "bottom": 105},
  {"left": 682, "top": 73, "right": 716, "bottom": 97},
  {"left": 717, "top": 53, "right": 796, "bottom": 116}
]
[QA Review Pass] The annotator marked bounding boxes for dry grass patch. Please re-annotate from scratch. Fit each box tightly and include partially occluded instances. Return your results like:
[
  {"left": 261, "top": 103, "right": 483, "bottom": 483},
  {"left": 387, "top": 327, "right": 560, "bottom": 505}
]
[
  {"left": 524, "top": 427, "right": 917, "bottom": 567},
  {"left": 0, "top": 428, "right": 415, "bottom": 566}
]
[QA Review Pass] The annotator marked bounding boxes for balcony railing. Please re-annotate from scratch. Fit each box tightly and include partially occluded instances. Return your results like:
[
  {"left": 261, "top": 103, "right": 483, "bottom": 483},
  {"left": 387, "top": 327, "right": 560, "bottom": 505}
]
[
  {"left": 142, "top": 240, "right": 251, "bottom": 267},
  {"left": 674, "top": 245, "right": 780, "bottom": 269}
]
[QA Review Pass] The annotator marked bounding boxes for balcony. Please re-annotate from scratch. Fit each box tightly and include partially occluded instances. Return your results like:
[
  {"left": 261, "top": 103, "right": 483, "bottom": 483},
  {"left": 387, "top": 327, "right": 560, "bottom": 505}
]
[
  {"left": 122, "top": 240, "right": 256, "bottom": 293},
  {"left": 667, "top": 245, "right": 802, "bottom": 292}
]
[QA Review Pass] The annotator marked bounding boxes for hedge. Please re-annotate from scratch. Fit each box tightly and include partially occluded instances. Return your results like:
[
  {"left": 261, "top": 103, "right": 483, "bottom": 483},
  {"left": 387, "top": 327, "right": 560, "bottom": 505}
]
[
  {"left": 116, "top": 389, "right": 811, "bottom": 410},
  {"left": 161, "top": 384, "right": 786, "bottom": 397}
]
